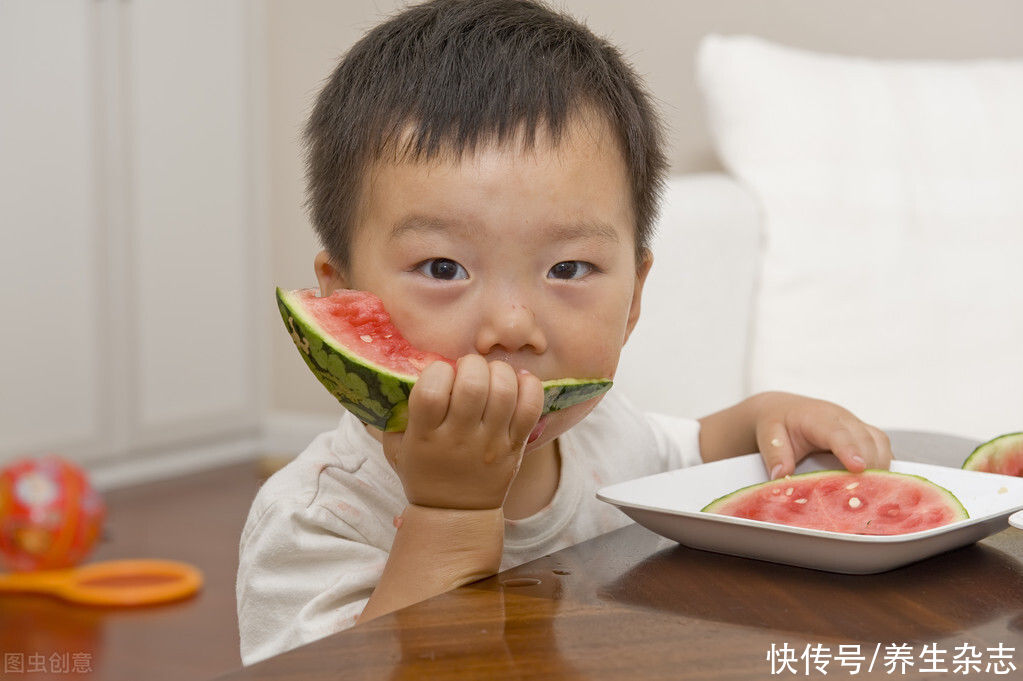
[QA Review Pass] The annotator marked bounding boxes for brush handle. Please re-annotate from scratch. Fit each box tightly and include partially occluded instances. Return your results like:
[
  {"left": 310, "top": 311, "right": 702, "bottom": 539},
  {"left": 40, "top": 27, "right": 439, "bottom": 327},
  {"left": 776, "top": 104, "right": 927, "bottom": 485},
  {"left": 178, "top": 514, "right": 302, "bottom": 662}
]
[
  {"left": 0, "top": 559, "right": 203, "bottom": 606},
  {"left": 0, "top": 567, "right": 73, "bottom": 593}
]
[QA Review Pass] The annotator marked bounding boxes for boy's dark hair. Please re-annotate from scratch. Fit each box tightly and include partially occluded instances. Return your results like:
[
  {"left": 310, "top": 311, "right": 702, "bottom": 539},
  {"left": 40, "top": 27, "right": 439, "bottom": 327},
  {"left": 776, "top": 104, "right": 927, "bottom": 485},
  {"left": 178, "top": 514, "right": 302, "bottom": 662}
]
[{"left": 305, "top": 0, "right": 667, "bottom": 271}]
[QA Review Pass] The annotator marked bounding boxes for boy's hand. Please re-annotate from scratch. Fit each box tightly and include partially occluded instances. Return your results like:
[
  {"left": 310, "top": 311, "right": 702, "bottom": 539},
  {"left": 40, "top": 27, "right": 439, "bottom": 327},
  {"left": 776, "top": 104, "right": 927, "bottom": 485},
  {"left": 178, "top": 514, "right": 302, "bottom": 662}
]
[
  {"left": 381, "top": 355, "right": 545, "bottom": 510},
  {"left": 699, "top": 391, "right": 893, "bottom": 479},
  {"left": 750, "top": 392, "right": 893, "bottom": 479}
]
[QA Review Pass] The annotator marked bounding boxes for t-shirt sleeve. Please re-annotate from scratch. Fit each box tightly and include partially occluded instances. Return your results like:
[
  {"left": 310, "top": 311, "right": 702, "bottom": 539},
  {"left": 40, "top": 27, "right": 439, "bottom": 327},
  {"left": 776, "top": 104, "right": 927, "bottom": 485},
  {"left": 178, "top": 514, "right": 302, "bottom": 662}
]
[
  {"left": 644, "top": 411, "right": 704, "bottom": 470},
  {"left": 235, "top": 498, "right": 386, "bottom": 666}
]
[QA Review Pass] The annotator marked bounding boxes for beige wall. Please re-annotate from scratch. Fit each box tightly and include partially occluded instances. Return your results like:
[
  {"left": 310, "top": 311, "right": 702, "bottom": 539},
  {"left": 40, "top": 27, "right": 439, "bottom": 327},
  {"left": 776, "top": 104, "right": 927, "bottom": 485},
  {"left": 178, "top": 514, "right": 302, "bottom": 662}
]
[
  {"left": 267, "top": 0, "right": 408, "bottom": 416},
  {"left": 266, "top": 0, "right": 1023, "bottom": 416}
]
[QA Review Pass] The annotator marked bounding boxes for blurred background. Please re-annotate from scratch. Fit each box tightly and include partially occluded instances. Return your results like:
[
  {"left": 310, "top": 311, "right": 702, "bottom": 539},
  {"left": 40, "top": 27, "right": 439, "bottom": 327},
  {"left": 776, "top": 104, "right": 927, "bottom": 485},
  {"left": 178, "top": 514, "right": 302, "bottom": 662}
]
[{"left": 3, "top": 0, "right": 1022, "bottom": 487}]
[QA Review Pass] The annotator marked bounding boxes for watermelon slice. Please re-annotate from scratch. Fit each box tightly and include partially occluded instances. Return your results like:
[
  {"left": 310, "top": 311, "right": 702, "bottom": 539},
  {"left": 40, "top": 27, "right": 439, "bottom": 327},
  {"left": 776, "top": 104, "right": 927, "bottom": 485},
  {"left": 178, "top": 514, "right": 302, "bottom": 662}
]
[
  {"left": 277, "top": 287, "right": 612, "bottom": 431},
  {"left": 962, "top": 432, "right": 1023, "bottom": 476},
  {"left": 701, "top": 470, "right": 968, "bottom": 535}
]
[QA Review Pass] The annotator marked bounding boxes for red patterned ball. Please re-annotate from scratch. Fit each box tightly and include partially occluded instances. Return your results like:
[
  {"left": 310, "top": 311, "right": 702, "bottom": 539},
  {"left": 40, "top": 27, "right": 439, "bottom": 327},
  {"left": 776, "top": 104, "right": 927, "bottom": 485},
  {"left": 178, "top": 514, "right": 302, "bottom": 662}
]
[{"left": 0, "top": 456, "right": 106, "bottom": 572}]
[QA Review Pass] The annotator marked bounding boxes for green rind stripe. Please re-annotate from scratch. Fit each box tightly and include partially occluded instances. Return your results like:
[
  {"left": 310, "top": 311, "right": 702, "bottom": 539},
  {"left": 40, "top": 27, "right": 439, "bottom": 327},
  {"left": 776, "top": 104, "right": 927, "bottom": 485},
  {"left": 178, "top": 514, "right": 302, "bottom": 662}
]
[
  {"left": 962, "top": 431, "right": 1023, "bottom": 472},
  {"left": 541, "top": 379, "right": 611, "bottom": 413},
  {"left": 277, "top": 288, "right": 612, "bottom": 432}
]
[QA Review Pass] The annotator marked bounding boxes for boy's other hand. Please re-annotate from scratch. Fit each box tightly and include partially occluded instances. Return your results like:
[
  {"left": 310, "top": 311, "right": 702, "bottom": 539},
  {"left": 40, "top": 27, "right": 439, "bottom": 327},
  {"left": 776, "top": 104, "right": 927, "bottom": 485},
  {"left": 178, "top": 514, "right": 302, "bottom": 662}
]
[
  {"left": 751, "top": 392, "right": 893, "bottom": 479},
  {"left": 381, "top": 355, "right": 544, "bottom": 510},
  {"left": 699, "top": 391, "right": 893, "bottom": 479}
]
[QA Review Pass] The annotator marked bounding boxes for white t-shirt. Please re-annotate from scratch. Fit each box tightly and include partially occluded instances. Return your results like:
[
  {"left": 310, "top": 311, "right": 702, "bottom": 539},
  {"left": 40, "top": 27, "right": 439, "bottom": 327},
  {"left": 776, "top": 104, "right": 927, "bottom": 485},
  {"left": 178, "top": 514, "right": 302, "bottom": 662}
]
[{"left": 236, "top": 391, "right": 702, "bottom": 666}]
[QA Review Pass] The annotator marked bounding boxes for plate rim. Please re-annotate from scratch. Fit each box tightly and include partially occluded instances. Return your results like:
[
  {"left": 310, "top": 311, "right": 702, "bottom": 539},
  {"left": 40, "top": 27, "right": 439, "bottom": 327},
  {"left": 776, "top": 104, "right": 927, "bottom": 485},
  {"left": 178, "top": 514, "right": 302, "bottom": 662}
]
[{"left": 596, "top": 456, "right": 1023, "bottom": 545}]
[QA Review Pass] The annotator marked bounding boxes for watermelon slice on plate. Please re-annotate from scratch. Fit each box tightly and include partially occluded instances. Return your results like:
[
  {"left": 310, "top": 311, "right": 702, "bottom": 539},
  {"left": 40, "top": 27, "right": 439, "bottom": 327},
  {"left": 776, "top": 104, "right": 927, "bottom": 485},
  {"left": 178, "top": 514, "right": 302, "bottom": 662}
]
[
  {"left": 962, "top": 432, "right": 1023, "bottom": 476},
  {"left": 277, "top": 287, "right": 612, "bottom": 431},
  {"left": 597, "top": 453, "right": 1023, "bottom": 574},
  {"left": 701, "top": 470, "right": 968, "bottom": 535}
]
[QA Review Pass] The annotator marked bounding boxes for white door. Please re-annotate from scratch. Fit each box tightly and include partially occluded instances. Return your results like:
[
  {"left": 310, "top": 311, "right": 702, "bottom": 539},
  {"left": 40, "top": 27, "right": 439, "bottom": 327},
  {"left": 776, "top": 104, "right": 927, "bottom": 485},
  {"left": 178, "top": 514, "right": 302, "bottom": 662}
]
[
  {"left": 0, "top": 0, "right": 264, "bottom": 468},
  {"left": 0, "top": 2, "right": 107, "bottom": 463}
]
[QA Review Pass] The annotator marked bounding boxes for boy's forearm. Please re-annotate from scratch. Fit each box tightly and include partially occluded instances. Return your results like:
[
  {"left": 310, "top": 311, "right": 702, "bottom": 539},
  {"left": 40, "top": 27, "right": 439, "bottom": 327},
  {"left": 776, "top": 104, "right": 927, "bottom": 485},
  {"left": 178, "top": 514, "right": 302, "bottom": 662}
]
[
  {"left": 357, "top": 504, "right": 504, "bottom": 624},
  {"left": 697, "top": 393, "right": 765, "bottom": 463}
]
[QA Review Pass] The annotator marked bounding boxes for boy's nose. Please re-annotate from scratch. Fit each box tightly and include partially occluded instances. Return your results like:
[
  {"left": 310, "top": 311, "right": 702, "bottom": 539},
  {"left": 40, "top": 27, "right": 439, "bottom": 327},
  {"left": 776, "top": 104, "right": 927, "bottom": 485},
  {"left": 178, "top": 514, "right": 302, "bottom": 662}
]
[{"left": 474, "top": 298, "right": 547, "bottom": 357}]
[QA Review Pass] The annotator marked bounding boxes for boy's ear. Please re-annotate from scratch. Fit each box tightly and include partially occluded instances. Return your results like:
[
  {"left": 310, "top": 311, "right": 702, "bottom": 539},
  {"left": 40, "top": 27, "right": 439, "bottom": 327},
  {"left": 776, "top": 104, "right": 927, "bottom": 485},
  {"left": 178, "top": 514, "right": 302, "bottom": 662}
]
[
  {"left": 314, "top": 250, "right": 349, "bottom": 296},
  {"left": 623, "top": 248, "right": 653, "bottom": 345}
]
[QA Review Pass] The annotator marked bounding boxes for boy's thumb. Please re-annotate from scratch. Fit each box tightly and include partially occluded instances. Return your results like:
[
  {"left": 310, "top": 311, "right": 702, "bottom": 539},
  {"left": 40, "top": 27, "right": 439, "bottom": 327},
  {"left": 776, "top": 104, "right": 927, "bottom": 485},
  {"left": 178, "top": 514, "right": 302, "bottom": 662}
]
[{"left": 381, "top": 431, "right": 403, "bottom": 469}]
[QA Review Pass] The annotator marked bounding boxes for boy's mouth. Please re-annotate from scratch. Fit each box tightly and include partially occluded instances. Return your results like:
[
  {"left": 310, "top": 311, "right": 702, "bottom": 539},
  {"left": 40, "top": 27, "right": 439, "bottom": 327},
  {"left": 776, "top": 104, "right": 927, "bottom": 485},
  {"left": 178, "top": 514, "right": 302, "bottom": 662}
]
[{"left": 527, "top": 415, "right": 548, "bottom": 444}]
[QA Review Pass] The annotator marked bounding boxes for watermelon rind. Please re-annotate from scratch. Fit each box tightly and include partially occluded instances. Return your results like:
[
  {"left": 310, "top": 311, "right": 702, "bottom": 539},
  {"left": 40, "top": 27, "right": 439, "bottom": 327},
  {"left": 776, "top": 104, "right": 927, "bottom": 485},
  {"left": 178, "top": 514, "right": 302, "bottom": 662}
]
[
  {"left": 277, "top": 287, "right": 612, "bottom": 432},
  {"left": 962, "top": 431, "right": 1023, "bottom": 475},
  {"left": 701, "top": 469, "right": 968, "bottom": 535}
]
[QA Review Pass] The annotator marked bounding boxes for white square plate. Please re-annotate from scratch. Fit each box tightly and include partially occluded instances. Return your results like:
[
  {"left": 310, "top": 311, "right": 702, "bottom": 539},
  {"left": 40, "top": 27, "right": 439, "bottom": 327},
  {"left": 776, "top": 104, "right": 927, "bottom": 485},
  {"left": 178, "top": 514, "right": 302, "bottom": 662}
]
[{"left": 596, "top": 453, "right": 1023, "bottom": 574}]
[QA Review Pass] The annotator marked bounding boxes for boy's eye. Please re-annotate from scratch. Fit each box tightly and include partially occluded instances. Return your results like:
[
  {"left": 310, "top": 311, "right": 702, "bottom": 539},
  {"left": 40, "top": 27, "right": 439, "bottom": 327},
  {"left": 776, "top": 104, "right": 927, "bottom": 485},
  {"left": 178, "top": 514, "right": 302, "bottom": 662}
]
[
  {"left": 547, "top": 261, "right": 594, "bottom": 280},
  {"left": 415, "top": 258, "right": 468, "bottom": 280}
]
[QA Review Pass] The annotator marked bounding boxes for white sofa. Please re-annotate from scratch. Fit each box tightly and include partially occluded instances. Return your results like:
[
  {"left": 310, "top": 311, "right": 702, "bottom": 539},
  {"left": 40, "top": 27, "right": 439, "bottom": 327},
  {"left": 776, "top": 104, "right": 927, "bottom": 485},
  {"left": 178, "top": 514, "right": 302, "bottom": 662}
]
[
  {"left": 615, "top": 36, "right": 1023, "bottom": 442},
  {"left": 616, "top": 169, "right": 1021, "bottom": 443},
  {"left": 615, "top": 174, "right": 761, "bottom": 420}
]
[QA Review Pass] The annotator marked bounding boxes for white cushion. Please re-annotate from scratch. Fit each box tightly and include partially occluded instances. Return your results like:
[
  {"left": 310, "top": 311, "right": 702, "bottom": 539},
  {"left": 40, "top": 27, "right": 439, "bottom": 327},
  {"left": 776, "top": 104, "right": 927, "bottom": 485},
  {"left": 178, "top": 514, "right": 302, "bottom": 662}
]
[
  {"left": 615, "top": 173, "right": 760, "bottom": 419},
  {"left": 697, "top": 35, "right": 1023, "bottom": 440}
]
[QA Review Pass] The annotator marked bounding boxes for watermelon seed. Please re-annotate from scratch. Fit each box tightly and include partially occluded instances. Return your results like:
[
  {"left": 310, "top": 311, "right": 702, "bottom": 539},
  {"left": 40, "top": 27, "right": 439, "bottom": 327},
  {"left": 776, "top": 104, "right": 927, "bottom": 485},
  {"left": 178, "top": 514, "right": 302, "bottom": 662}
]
[
  {"left": 845, "top": 482, "right": 859, "bottom": 490},
  {"left": 785, "top": 487, "right": 794, "bottom": 496},
  {"left": 794, "top": 498, "right": 807, "bottom": 504},
  {"left": 998, "top": 486, "right": 1008, "bottom": 494},
  {"left": 360, "top": 334, "right": 373, "bottom": 343},
  {"left": 848, "top": 497, "right": 862, "bottom": 508}
]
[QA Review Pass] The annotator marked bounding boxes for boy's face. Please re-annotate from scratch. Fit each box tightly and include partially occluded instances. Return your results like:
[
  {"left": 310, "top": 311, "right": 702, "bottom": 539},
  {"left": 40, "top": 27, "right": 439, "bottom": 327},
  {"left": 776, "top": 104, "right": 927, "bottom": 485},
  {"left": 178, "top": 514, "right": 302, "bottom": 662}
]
[{"left": 317, "top": 114, "right": 651, "bottom": 453}]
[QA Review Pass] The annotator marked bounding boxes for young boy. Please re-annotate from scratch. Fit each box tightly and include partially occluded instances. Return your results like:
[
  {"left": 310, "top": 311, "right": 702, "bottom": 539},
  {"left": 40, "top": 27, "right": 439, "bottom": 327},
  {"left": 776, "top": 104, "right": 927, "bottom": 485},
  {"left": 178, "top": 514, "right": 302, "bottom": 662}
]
[{"left": 237, "top": 0, "right": 892, "bottom": 666}]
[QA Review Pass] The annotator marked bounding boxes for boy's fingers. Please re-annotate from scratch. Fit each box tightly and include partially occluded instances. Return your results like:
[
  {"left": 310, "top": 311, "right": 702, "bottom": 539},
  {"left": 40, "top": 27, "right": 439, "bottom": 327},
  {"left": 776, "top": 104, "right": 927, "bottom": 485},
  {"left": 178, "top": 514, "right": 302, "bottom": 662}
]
[
  {"left": 866, "top": 426, "right": 894, "bottom": 469},
  {"left": 817, "top": 425, "right": 859, "bottom": 472},
  {"left": 756, "top": 422, "right": 795, "bottom": 480},
  {"left": 509, "top": 371, "right": 544, "bottom": 448},
  {"left": 407, "top": 360, "right": 455, "bottom": 432},
  {"left": 481, "top": 361, "right": 518, "bottom": 429},
  {"left": 825, "top": 423, "right": 877, "bottom": 473},
  {"left": 803, "top": 416, "right": 879, "bottom": 473},
  {"left": 447, "top": 354, "right": 489, "bottom": 425}
]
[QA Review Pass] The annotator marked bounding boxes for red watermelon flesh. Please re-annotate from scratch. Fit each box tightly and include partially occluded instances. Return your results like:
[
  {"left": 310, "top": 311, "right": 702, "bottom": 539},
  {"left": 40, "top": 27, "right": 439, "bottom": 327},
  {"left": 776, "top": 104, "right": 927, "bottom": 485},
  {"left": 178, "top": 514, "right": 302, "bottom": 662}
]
[
  {"left": 295, "top": 288, "right": 454, "bottom": 378},
  {"left": 701, "top": 470, "right": 968, "bottom": 535}
]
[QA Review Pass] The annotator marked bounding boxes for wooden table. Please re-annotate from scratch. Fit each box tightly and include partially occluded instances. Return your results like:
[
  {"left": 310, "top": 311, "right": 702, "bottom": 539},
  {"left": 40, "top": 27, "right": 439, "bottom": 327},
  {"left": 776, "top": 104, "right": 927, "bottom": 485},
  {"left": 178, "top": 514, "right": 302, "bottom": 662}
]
[{"left": 217, "top": 432, "right": 1023, "bottom": 681}]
